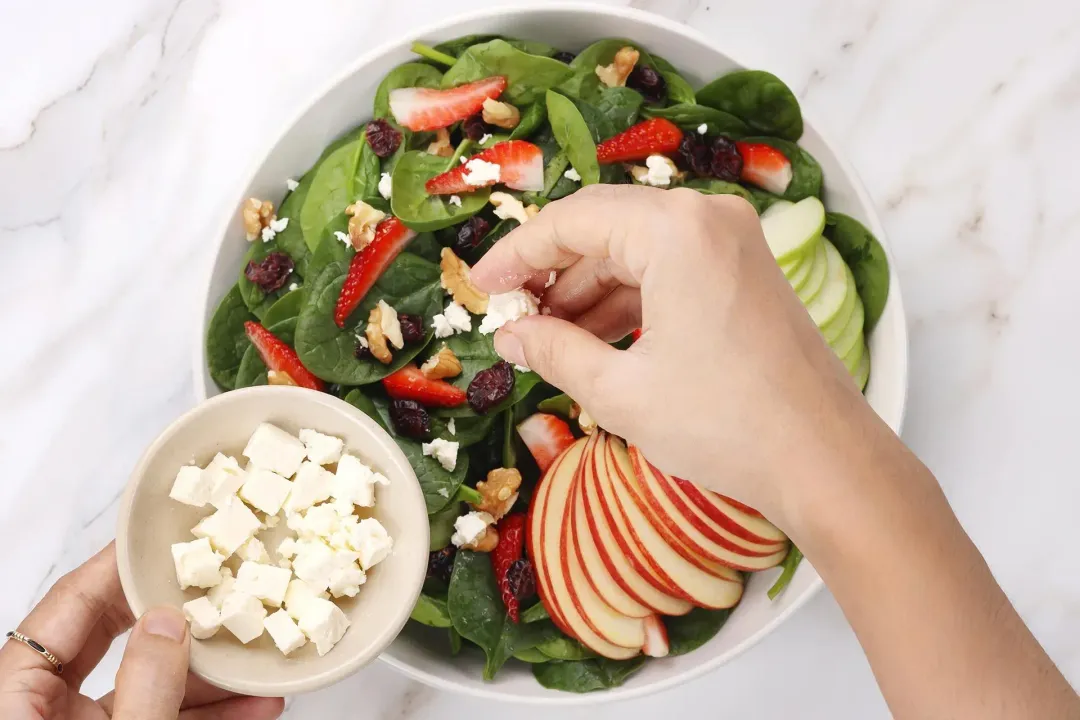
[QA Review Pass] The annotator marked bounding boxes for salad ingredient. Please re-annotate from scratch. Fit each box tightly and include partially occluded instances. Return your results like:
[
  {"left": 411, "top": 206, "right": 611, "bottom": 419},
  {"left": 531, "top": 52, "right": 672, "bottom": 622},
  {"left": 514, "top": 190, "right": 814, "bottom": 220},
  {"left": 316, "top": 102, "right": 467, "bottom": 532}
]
[
  {"left": 421, "top": 345, "right": 463, "bottom": 380},
  {"left": 453, "top": 511, "right": 495, "bottom": 548},
  {"left": 596, "top": 117, "right": 683, "bottom": 163},
  {"left": 299, "top": 131, "right": 365, "bottom": 253},
  {"left": 297, "top": 598, "right": 350, "bottom": 656},
  {"left": 238, "top": 468, "right": 292, "bottom": 516},
  {"left": 546, "top": 90, "right": 600, "bottom": 185},
  {"left": 428, "top": 546, "right": 456, "bottom": 584},
  {"left": 463, "top": 113, "right": 498, "bottom": 140},
  {"left": 241, "top": 197, "right": 275, "bottom": 242},
  {"left": 244, "top": 252, "right": 295, "bottom": 293},
  {"left": 440, "top": 248, "right": 490, "bottom": 314},
  {"left": 299, "top": 428, "right": 344, "bottom": 465},
  {"left": 193, "top": 496, "right": 263, "bottom": 556},
  {"left": 383, "top": 365, "right": 468, "bottom": 408},
  {"left": 235, "top": 560, "right": 291, "bottom": 607},
  {"left": 364, "top": 119, "right": 402, "bottom": 158},
  {"left": 334, "top": 217, "right": 417, "bottom": 328},
  {"left": 481, "top": 98, "right": 521, "bottom": 129},
  {"left": 170, "top": 466, "right": 211, "bottom": 508},
  {"left": 398, "top": 313, "right": 427, "bottom": 345},
  {"left": 264, "top": 609, "right": 307, "bottom": 655},
  {"left": 492, "top": 513, "right": 528, "bottom": 622},
  {"left": 739, "top": 136, "right": 823, "bottom": 202},
  {"left": 488, "top": 192, "right": 537, "bottom": 225},
  {"left": 426, "top": 128, "right": 454, "bottom": 157},
  {"left": 643, "top": 103, "right": 750, "bottom": 136},
  {"left": 595, "top": 46, "right": 639, "bottom": 89},
  {"left": 710, "top": 136, "right": 744, "bottom": 183},
  {"left": 390, "top": 399, "right": 432, "bottom": 439},
  {"left": 478, "top": 289, "right": 539, "bottom": 335},
  {"left": 183, "top": 597, "right": 222, "bottom": 640},
  {"left": 171, "top": 538, "right": 225, "bottom": 590},
  {"left": 630, "top": 154, "right": 681, "bottom": 187},
  {"left": 425, "top": 140, "right": 545, "bottom": 194},
  {"left": 517, "top": 413, "right": 575, "bottom": 472},
  {"left": 677, "top": 132, "right": 716, "bottom": 178},
  {"left": 440, "top": 40, "right": 574, "bottom": 105},
  {"left": 641, "top": 615, "right": 670, "bottom": 657},
  {"left": 472, "top": 467, "right": 522, "bottom": 519},
  {"left": 433, "top": 301, "right": 472, "bottom": 338},
  {"left": 760, "top": 196, "right": 826, "bottom": 263},
  {"left": 345, "top": 200, "right": 386, "bottom": 251},
  {"left": 467, "top": 361, "right": 516, "bottom": 413},
  {"left": 244, "top": 321, "right": 325, "bottom": 391},
  {"left": 507, "top": 558, "right": 537, "bottom": 603},
  {"left": 735, "top": 140, "right": 791, "bottom": 194},
  {"left": 695, "top": 69, "right": 804, "bottom": 141},
  {"left": 823, "top": 213, "right": 891, "bottom": 332},
  {"left": 626, "top": 64, "right": 665, "bottom": 103},
  {"left": 220, "top": 591, "right": 267, "bottom": 644},
  {"left": 374, "top": 62, "right": 443, "bottom": 119},
  {"left": 391, "top": 151, "right": 492, "bottom": 231},
  {"left": 389, "top": 75, "right": 508, "bottom": 132},
  {"left": 207, "top": 287, "right": 257, "bottom": 391}
]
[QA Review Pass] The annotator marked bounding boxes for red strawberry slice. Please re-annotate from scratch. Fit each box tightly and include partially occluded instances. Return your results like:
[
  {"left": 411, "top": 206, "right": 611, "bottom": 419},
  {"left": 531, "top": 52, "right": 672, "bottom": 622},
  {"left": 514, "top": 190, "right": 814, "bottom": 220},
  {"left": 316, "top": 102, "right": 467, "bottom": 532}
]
[
  {"left": 244, "top": 322, "right": 325, "bottom": 391},
  {"left": 596, "top": 117, "right": 683, "bottom": 164},
  {"left": 382, "top": 366, "right": 467, "bottom": 408},
  {"left": 491, "top": 513, "right": 527, "bottom": 622},
  {"left": 424, "top": 140, "right": 544, "bottom": 195},
  {"left": 631, "top": 329, "right": 643, "bottom": 342},
  {"left": 735, "top": 141, "right": 793, "bottom": 195},
  {"left": 517, "top": 413, "right": 576, "bottom": 472},
  {"left": 334, "top": 217, "right": 417, "bottom": 328},
  {"left": 389, "top": 76, "right": 508, "bottom": 132},
  {"left": 642, "top": 614, "right": 670, "bottom": 657}
]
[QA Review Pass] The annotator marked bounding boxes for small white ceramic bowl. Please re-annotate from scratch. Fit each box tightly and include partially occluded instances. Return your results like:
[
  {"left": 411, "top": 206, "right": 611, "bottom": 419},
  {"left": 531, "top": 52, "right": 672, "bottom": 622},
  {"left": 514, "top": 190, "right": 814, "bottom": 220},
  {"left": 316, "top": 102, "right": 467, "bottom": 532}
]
[
  {"left": 116, "top": 386, "right": 430, "bottom": 696},
  {"left": 193, "top": 3, "right": 908, "bottom": 705}
]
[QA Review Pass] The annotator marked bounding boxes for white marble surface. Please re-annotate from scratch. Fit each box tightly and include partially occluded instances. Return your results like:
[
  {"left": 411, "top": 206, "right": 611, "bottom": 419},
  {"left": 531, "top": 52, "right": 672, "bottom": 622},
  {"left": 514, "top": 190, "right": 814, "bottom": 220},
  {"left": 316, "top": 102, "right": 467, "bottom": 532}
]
[{"left": 3, "top": 0, "right": 1079, "bottom": 717}]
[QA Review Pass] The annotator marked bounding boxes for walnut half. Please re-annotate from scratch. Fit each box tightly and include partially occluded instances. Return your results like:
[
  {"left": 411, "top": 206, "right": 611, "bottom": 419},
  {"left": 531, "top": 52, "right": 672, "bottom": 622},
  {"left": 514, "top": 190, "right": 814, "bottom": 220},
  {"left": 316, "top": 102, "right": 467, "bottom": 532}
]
[
  {"left": 242, "top": 198, "right": 275, "bottom": 241},
  {"left": 463, "top": 525, "right": 499, "bottom": 553},
  {"left": 345, "top": 200, "right": 386, "bottom": 251},
  {"left": 440, "top": 248, "right": 489, "bottom": 314},
  {"left": 595, "top": 46, "right": 640, "bottom": 88},
  {"left": 482, "top": 98, "right": 521, "bottom": 129},
  {"left": 421, "top": 345, "right": 462, "bottom": 380},
  {"left": 427, "top": 128, "right": 454, "bottom": 157},
  {"left": 267, "top": 370, "right": 297, "bottom": 386},
  {"left": 471, "top": 468, "right": 522, "bottom": 520},
  {"left": 365, "top": 300, "right": 403, "bottom": 364}
]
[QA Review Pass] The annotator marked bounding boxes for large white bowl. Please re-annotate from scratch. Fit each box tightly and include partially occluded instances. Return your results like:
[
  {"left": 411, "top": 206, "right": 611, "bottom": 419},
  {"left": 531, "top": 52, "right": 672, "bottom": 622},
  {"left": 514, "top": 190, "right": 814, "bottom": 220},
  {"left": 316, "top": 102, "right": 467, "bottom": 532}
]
[{"left": 194, "top": 2, "right": 908, "bottom": 705}]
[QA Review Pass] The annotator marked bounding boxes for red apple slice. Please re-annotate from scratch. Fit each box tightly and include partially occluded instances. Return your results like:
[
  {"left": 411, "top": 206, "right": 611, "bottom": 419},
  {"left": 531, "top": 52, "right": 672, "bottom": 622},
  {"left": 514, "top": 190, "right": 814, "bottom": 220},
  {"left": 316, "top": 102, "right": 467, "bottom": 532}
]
[
  {"left": 675, "top": 479, "right": 787, "bottom": 544},
  {"left": 642, "top": 614, "right": 670, "bottom": 658},
  {"left": 582, "top": 433, "right": 694, "bottom": 616},
  {"left": 526, "top": 446, "right": 575, "bottom": 636}
]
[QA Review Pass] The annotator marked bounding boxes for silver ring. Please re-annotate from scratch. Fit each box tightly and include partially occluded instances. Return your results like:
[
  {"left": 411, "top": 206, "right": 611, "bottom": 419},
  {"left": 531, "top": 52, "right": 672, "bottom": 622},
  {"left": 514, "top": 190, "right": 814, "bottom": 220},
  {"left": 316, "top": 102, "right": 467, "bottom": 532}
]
[{"left": 5, "top": 631, "right": 64, "bottom": 674}]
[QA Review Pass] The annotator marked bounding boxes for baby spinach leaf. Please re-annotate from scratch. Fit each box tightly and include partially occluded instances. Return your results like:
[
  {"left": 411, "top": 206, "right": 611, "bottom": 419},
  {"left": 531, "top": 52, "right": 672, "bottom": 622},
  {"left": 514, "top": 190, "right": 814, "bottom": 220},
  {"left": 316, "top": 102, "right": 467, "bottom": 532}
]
[
  {"left": 274, "top": 175, "right": 313, "bottom": 276},
  {"left": 536, "top": 393, "right": 576, "bottom": 418},
  {"left": 570, "top": 38, "right": 655, "bottom": 75},
  {"left": 595, "top": 87, "right": 644, "bottom": 134},
  {"left": 664, "top": 607, "right": 733, "bottom": 656},
  {"left": 540, "top": 150, "right": 571, "bottom": 198},
  {"left": 305, "top": 213, "right": 353, "bottom": 284},
  {"left": 536, "top": 636, "right": 596, "bottom": 661},
  {"left": 546, "top": 90, "right": 600, "bottom": 185},
  {"left": 374, "top": 62, "right": 443, "bottom": 119},
  {"left": 391, "top": 151, "right": 490, "bottom": 232},
  {"left": 824, "top": 214, "right": 890, "bottom": 331},
  {"left": 520, "top": 602, "right": 550, "bottom": 624},
  {"left": 568, "top": 95, "right": 615, "bottom": 141},
  {"left": 234, "top": 315, "right": 298, "bottom": 388},
  {"left": 206, "top": 285, "right": 256, "bottom": 391},
  {"left": 642, "top": 103, "right": 749, "bottom": 136},
  {"left": 261, "top": 288, "right": 306, "bottom": 328},
  {"left": 739, "top": 135, "right": 822, "bottom": 202},
  {"left": 682, "top": 178, "right": 759, "bottom": 209},
  {"left": 532, "top": 657, "right": 647, "bottom": 693},
  {"left": 436, "top": 329, "right": 544, "bottom": 418},
  {"left": 433, "top": 34, "right": 560, "bottom": 60},
  {"left": 428, "top": 500, "right": 462, "bottom": 550},
  {"left": 449, "top": 628, "right": 463, "bottom": 655},
  {"left": 767, "top": 544, "right": 803, "bottom": 600},
  {"left": 650, "top": 54, "right": 696, "bottom": 105},
  {"left": 513, "top": 647, "right": 551, "bottom": 663},
  {"left": 236, "top": 241, "right": 299, "bottom": 316},
  {"left": 744, "top": 186, "right": 787, "bottom": 215},
  {"left": 509, "top": 101, "right": 548, "bottom": 140},
  {"left": 300, "top": 128, "right": 365, "bottom": 251},
  {"left": 696, "top": 70, "right": 803, "bottom": 141},
  {"left": 355, "top": 139, "right": 382, "bottom": 202},
  {"left": 441, "top": 40, "right": 574, "bottom": 105},
  {"left": 411, "top": 594, "right": 453, "bottom": 628}
]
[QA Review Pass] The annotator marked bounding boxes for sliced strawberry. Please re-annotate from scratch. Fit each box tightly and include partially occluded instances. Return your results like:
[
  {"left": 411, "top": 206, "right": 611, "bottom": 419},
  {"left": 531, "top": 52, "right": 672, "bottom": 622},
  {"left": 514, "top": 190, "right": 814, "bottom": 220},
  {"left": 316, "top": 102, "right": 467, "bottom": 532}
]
[
  {"left": 735, "top": 141, "right": 792, "bottom": 195},
  {"left": 424, "top": 140, "right": 544, "bottom": 195},
  {"left": 244, "top": 322, "right": 325, "bottom": 391},
  {"left": 491, "top": 513, "right": 527, "bottom": 622},
  {"left": 631, "top": 329, "right": 643, "bottom": 342},
  {"left": 389, "top": 76, "right": 508, "bottom": 132},
  {"left": 596, "top": 117, "right": 683, "bottom": 164},
  {"left": 334, "top": 217, "right": 417, "bottom": 328},
  {"left": 517, "top": 413, "right": 576, "bottom": 472},
  {"left": 642, "top": 614, "right": 670, "bottom": 658},
  {"left": 382, "top": 365, "right": 467, "bottom": 408}
]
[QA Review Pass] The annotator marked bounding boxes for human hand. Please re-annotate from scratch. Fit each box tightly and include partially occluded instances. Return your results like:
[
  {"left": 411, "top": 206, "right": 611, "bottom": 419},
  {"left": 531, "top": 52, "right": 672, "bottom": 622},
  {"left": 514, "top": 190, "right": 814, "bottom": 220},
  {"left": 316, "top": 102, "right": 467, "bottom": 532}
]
[
  {"left": 0, "top": 543, "right": 285, "bottom": 720},
  {"left": 472, "top": 184, "right": 881, "bottom": 526}
]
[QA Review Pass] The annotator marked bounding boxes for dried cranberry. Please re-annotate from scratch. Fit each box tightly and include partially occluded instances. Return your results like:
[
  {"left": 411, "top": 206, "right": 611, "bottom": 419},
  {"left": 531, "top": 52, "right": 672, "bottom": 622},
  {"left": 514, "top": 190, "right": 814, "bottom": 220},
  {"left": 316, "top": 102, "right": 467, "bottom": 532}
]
[
  {"left": 678, "top": 134, "right": 713, "bottom": 177},
  {"left": 552, "top": 50, "right": 576, "bottom": 64},
  {"left": 398, "top": 314, "right": 425, "bottom": 344},
  {"left": 710, "top": 136, "right": 744, "bottom": 182},
  {"left": 244, "top": 252, "right": 294, "bottom": 293},
  {"left": 467, "top": 361, "right": 515, "bottom": 414},
  {"left": 454, "top": 216, "right": 491, "bottom": 254},
  {"left": 462, "top": 113, "right": 497, "bottom": 141},
  {"left": 390, "top": 399, "right": 431, "bottom": 439},
  {"left": 427, "top": 547, "right": 456, "bottom": 584},
  {"left": 506, "top": 558, "right": 536, "bottom": 601},
  {"left": 354, "top": 342, "right": 372, "bottom": 361},
  {"left": 365, "top": 119, "right": 402, "bottom": 158},
  {"left": 627, "top": 65, "right": 666, "bottom": 104}
]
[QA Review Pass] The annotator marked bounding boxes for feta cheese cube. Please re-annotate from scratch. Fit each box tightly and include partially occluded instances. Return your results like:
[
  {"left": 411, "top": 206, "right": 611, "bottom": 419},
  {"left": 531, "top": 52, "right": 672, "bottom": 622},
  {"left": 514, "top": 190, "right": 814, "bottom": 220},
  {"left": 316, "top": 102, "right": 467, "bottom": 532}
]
[
  {"left": 286, "top": 177, "right": 300, "bottom": 191},
  {"left": 236, "top": 536, "right": 270, "bottom": 563},
  {"left": 697, "top": 123, "right": 708, "bottom": 135},
  {"left": 633, "top": 154, "right": 678, "bottom": 187},
  {"left": 203, "top": 454, "right": 246, "bottom": 509},
  {"left": 235, "top": 561, "right": 292, "bottom": 607},
  {"left": 242, "top": 423, "right": 306, "bottom": 478},
  {"left": 448, "top": 195, "right": 462, "bottom": 207},
  {"left": 563, "top": 166, "right": 582, "bottom": 182},
  {"left": 277, "top": 558, "right": 292, "bottom": 570},
  {"left": 263, "top": 514, "right": 280, "bottom": 529},
  {"left": 170, "top": 538, "right": 225, "bottom": 590},
  {"left": 332, "top": 455, "right": 389, "bottom": 508},
  {"left": 462, "top": 158, "right": 501, "bottom": 186},
  {"left": 264, "top": 609, "right": 307, "bottom": 655},
  {"left": 284, "top": 461, "right": 334, "bottom": 513},
  {"left": 277, "top": 537, "right": 298, "bottom": 559},
  {"left": 169, "top": 465, "right": 212, "bottom": 507},
  {"left": 331, "top": 497, "right": 356, "bottom": 519},
  {"left": 220, "top": 591, "right": 267, "bottom": 644},
  {"left": 545, "top": 270, "right": 557, "bottom": 288},
  {"left": 192, "top": 495, "right": 261, "bottom": 556},
  {"left": 378, "top": 172, "right": 393, "bottom": 200},
  {"left": 297, "top": 598, "right": 350, "bottom": 656},
  {"left": 348, "top": 518, "right": 394, "bottom": 570},
  {"left": 447, "top": 418, "right": 457, "bottom": 436},
  {"left": 328, "top": 561, "right": 367, "bottom": 598},
  {"left": 479, "top": 133, "right": 493, "bottom": 145},
  {"left": 182, "top": 596, "right": 221, "bottom": 639},
  {"left": 295, "top": 504, "right": 340, "bottom": 540},
  {"left": 452, "top": 511, "right": 494, "bottom": 548},
  {"left": 291, "top": 539, "right": 337, "bottom": 593},
  {"left": 298, "top": 429, "right": 344, "bottom": 466},
  {"left": 206, "top": 568, "right": 236, "bottom": 609},
  {"left": 478, "top": 289, "right": 539, "bottom": 335},
  {"left": 421, "top": 438, "right": 459, "bottom": 472},
  {"left": 335, "top": 230, "right": 350, "bottom": 246},
  {"left": 239, "top": 467, "right": 293, "bottom": 515},
  {"left": 284, "top": 578, "right": 329, "bottom": 621}
]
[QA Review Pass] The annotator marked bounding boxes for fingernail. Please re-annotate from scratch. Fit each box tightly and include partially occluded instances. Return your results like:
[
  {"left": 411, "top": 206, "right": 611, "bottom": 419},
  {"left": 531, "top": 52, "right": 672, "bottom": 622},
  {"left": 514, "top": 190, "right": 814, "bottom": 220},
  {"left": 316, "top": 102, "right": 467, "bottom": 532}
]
[
  {"left": 494, "top": 328, "right": 526, "bottom": 366},
  {"left": 142, "top": 606, "right": 187, "bottom": 642}
]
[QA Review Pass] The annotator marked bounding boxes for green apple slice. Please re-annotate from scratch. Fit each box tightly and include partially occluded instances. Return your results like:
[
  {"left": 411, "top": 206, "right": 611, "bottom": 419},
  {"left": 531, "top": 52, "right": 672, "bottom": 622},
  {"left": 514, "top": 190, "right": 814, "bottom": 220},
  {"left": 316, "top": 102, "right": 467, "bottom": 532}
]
[
  {"left": 761, "top": 197, "right": 826, "bottom": 263},
  {"left": 804, "top": 240, "right": 850, "bottom": 327},
  {"left": 822, "top": 266, "right": 858, "bottom": 344},
  {"left": 830, "top": 295, "right": 864, "bottom": 360},
  {"left": 760, "top": 200, "right": 794, "bottom": 220},
  {"left": 796, "top": 241, "right": 828, "bottom": 304},
  {"left": 853, "top": 345, "right": 870, "bottom": 391},
  {"left": 784, "top": 244, "right": 816, "bottom": 292},
  {"left": 842, "top": 336, "right": 866, "bottom": 375}
]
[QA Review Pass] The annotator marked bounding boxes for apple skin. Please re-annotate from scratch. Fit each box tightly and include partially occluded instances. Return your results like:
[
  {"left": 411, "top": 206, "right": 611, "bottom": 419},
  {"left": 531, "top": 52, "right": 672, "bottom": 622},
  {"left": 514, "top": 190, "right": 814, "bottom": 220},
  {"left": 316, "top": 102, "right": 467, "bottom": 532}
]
[
  {"left": 526, "top": 445, "right": 577, "bottom": 638},
  {"left": 642, "top": 614, "right": 670, "bottom": 658},
  {"left": 675, "top": 478, "right": 789, "bottom": 544}
]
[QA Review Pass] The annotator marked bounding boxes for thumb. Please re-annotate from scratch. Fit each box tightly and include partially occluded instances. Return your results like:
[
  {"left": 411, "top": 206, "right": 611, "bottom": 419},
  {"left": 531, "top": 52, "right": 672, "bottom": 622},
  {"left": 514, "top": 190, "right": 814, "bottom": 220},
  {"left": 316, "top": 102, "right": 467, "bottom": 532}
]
[
  {"left": 112, "top": 606, "right": 191, "bottom": 720},
  {"left": 494, "top": 315, "right": 631, "bottom": 420}
]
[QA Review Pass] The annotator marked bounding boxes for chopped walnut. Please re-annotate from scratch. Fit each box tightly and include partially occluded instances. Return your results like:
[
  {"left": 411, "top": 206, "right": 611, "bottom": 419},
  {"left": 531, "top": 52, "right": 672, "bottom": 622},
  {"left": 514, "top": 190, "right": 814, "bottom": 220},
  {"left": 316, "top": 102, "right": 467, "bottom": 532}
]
[
  {"left": 421, "top": 345, "right": 462, "bottom": 380},
  {"left": 464, "top": 525, "right": 499, "bottom": 552},
  {"left": 440, "top": 248, "right": 489, "bottom": 314},
  {"left": 471, "top": 468, "right": 522, "bottom": 520},
  {"left": 489, "top": 191, "right": 531, "bottom": 225},
  {"left": 365, "top": 300, "right": 403, "bottom": 364},
  {"left": 242, "top": 198, "right": 275, "bottom": 242},
  {"left": 595, "top": 46, "right": 640, "bottom": 88},
  {"left": 427, "top": 128, "right": 454, "bottom": 157},
  {"left": 267, "top": 370, "right": 297, "bottom": 386},
  {"left": 525, "top": 203, "right": 541, "bottom": 220},
  {"left": 345, "top": 200, "right": 386, "bottom": 251},
  {"left": 482, "top": 98, "right": 521, "bottom": 129}
]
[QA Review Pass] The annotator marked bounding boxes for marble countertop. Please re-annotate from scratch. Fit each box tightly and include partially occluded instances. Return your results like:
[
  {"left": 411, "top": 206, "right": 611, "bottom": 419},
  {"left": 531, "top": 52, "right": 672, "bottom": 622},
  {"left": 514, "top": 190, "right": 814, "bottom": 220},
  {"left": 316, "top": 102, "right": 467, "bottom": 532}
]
[{"left": 3, "top": 0, "right": 1079, "bottom": 717}]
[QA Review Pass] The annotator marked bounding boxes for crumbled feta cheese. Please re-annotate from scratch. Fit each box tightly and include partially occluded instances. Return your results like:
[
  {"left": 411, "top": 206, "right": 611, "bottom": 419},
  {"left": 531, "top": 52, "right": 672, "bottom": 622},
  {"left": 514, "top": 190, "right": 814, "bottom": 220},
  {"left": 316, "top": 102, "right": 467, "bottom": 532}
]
[
  {"left": 697, "top": 123, "right": 708, "bottom": 135},
  {"left": 333, "top": 454, "right": 388, "bottom": 508},
  {"left": 328, "top": 561, "right": 367, "bottom": 598},
  {"left": 288, "top": 282, "right": 299, "bottom": 292},
  {"left": 277, "top": 537, "right": 298, "bottom": 560},
  {"left": 220, "top": 591, "right": 267, "bottom": 644},
  {"left": 479, "top": 289, "right": 539, "bottom": 335},
  {"left": 448, "top": 195, "right": 462, "bottom": 207},
  {"left": 545, "top": 270, "right": 557, "bottom": 288},
  {"left": 432, "top": 301, "right": 472, "bottom": 338},
  {"left": 459, "top": 155, "right": 468, "bottom": 164},
  {"left": 264, "top": 609, "right": 307, "bottom": 654},
  {"left": 331, "top": 498, "right": 357, "bottom": 521},
  {"left": 203, "top": 453, "right": 246, "bottom": 510},
  {"left": 636, "top": 154, "right": 678, "bottom": 187},
  {"left": 479, "top": 133, "right": 493, "bottom": 144},
  {"left": 291, "top": 539, "right": 337, "bottom": 593},
  {"left": 284, "top": 578, "right": 328, "bottom": 621},
  {"left": 462, "top": 158, "right": 501, "bottom": 186},
  {"left": 171, "top": 538, "right": 225, "bottom": 590},
  {"left": 355, "top": 334, "right": 369, "bottom": 349},
  {"left": 422, "top": 438, "right": 459, "bottom": 472},
  {"left": 286, "top": 178, "right": 300, "bottom": 191},
  {"left": 192, "top": 496, "right": 261, "bottom": 556},
  {"left": 377, "top": 299, "right": 404, "bottom": 350},
  {"left": 243, "top": 423, "right": 307, "bottom": 478},
  {"left": 299, "top": 429, "right": 344, "bottom": 466},
  {"left": 239, "top": 467, "right": 293, "bottom": 515},
  {"left": 169, "top": 465, "right": 211, "bottom": 507},
  {"left": 264, "top": 514, "right": 280, "bottom": 529},
  {"left": 489, "top": 191, "right": 529, "bottom": 224},
  {"left": 447, "top": 418, "right": 456, "bottom": 436},
  {"left": 183, "top": 596, "right": 222, "bottom": 639},
  {"left": 297, "top": 597, "right": 350, "bottom": 656},
  {"left": 348, "top": 518, "right": 394, "bottom": 570},
  {"left": 378, "top": 172, "right": 392, "bottom": 200},
  {"left": 261, "top": 226, "right": 276, "bottom": 243},
  {"left": 206, "top": 568, "right": 236, "bottom": 609},
  {"left": 335, "top": 230, "right": 350, "bottom": 246},
  {"left": 452, "top": 511, "right": 494, "bottom": 548},
  {"left": 563, "top": 167, "right": 582, "bottom": 182},
  {"left": 269, "top": 217, "right": 289, "bottom": 233},
  {"left": 514, "top": 364, "right": 531, "bottom": 373},
  {"left": 296, "top": 504, "right": 340, "bottom": 540},
  {"left": 236, "top": 536, "right": 270, "bottom": 563},
  {"left": 284, "top": 461, "right": 334, "bottom": 513},
  {"left": 437, "top": 487, "right": 450, "bottom": 498},
  {"left": 235, "top": 561, "right": 292, "bottom": 607},
  {"left": 277, "top": 558, "right": 292, "bottom": 570}
]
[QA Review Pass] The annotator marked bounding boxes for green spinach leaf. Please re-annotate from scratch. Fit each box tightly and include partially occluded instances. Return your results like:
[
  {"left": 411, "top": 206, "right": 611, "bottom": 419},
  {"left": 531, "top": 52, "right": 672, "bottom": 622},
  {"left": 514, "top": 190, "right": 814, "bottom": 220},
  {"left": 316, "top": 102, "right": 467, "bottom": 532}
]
[
  {"left": 432, "top": 34, "right": 559, "bottom": 60},
  {"left": 509, "top": 101, "right": 547, "bottom": 140},
  {"left": 595, "top": 87, "right": 643, "bottom": 134},
  {"left": 299, "top": 128, "right": 365, "bottom": 252},
  {"left": 824, "top": 214, "right": 890, "bottom": 331},
  {"left": 375, "top": 62, "right": 443, "bottom": 119},
  {"left": 664, "top": 607, "right": 733, "bottom": 656},
  {"left": 682, "top": 178, "right": 759, "bottom": 209},
  {"left": 739, "top": 135, "right": 822, "bottom": 202},
  {"left": 261, "top": 288, "right": 306, "bottom": 327},
  {"left": 532, "top": 657, "right": 646, "bottom": 693},
  {"left": 428, "top": 500, "right": 462, "bottom": 550},
  {"left": 696, "top": 70, "right": 803, "bottom": 141},
  {"left": 235, "top": 314, "right": 299, "bottom": 389},
  {"left": 520, "top": 602, "right": 551, "bottom": 624},
  {"left": 513, "top": 648, "right": 551, "bottom": 663},
  {"left": 546, "top": 90, "right": 600, "bottom": 185},
  {"left": 411, "top": 593, "right": 453, "bottom": 628},
  {"left": 436, "top": 329, "right": 544, "bottom": 418},
  {"left": 536, "top": 393, "right": 576, "bottom": 418},
  {"left": 536, "top": 636, "right": 596, "bottom": 661},
  {"left": 391, "top": 151, "right": 489, "bottom": 231},
  {"left": 642, "top": 103, "right": 749, "bottom": 136},
  {"left": 650, "top": 54, "right": 696, "bottom": 105},
  {"left": 441, "top": 40, "right": 573, "bottom": 105},
  {"left": 206, "top": 285, "right": 256, "bottom": 391}
]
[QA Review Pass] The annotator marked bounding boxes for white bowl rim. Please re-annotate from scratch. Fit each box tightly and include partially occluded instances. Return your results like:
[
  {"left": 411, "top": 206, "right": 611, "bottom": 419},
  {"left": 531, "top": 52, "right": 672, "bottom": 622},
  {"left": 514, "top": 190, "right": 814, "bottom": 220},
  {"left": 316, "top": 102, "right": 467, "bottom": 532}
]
[{"left": 190, "top": 1, "right": 909, "bottom": 705}]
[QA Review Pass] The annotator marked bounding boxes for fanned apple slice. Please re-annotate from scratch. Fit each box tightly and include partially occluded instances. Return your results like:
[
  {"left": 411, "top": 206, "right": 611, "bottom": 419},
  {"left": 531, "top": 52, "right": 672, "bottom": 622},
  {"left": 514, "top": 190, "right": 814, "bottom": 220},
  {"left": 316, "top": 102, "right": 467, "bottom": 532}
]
[
  {"left": 527, "top": 446, "right": 575, "bottom": 636},
  {"left": 676, "top": 480, "right": 788, "bottom": 544},
  {"left": 583, "top": 433, "right": 694, "bottom": 616},
  {"left": 603, "top": 435, "right": 744, "bottom": 609}
]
